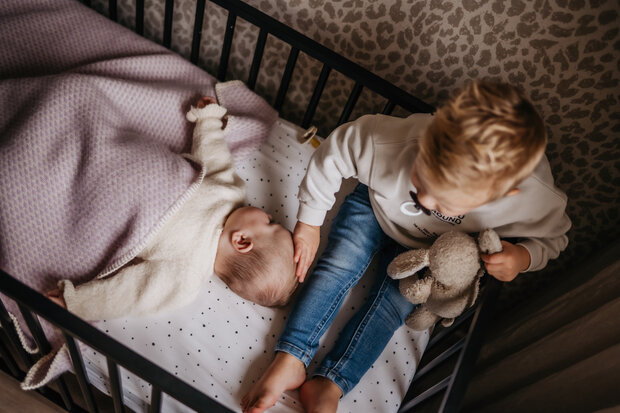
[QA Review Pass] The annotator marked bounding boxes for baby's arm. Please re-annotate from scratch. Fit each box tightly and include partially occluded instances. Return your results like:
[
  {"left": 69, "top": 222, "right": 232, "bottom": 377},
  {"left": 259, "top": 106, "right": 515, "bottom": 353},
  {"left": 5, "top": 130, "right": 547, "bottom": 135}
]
[
  {"left": 185, "top": 97, "right": 229, "bottom": 168},
  {"left": 55, "top": 258, "right": 202, "bottom": 320}
]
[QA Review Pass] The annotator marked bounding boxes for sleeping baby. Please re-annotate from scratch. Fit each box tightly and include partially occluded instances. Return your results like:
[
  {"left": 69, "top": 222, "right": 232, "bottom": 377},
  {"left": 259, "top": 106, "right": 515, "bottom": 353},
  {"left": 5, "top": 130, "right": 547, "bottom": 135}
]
[{"left": 46, "top": 97, "right": 298, "bottom": 320}]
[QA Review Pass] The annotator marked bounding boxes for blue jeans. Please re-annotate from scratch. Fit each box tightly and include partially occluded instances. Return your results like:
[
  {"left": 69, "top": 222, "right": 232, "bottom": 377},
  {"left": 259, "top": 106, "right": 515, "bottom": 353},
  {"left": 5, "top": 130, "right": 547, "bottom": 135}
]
[{"left": 276, "top": 184, "right": 415, "bottom": 395}]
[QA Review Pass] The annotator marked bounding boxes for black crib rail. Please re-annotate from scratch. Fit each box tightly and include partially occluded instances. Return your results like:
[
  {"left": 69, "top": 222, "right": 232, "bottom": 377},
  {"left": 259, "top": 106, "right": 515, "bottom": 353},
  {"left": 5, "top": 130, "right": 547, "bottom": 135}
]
[
  {"left": 0, "top": 270, "right": 233, "bottom": 413},
  {"left": 86, "top": 0, "right": 434, "bottom": 129},
  {"left": 1, "top": 1, "right": 500, "bottom": 412}
]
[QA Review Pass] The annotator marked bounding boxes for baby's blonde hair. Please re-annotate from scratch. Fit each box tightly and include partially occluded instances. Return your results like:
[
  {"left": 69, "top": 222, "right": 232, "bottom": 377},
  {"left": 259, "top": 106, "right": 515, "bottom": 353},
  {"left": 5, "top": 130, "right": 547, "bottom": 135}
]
[
  {"left": 218, "top": 244, "right": 297, "bottom": 307},
  {"left": 418, "top": 80, "right": 547, "bottom": 200}
]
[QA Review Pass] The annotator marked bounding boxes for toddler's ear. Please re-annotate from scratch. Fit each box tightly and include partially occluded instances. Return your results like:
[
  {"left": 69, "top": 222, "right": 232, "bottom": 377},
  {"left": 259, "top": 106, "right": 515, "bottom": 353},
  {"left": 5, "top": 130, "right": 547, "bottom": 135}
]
[{"left": 231, "top": 231, "right": 254, "bottom": 253}]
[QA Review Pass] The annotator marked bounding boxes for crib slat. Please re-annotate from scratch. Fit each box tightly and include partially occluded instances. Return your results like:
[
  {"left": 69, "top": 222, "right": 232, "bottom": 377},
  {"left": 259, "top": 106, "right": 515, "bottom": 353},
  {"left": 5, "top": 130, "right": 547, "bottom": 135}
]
[
  {"left": 107, "top": 358, "right": 125, "bottom": 413},
  {"left": 274, "top": 47, "right": 299, "bottom": 111},
  {"left": 108, "top": 0, "right": 117, "bottom": 22},
  {"left": 136, "top": 0, "right": 144, "bottom": 35},
  {"left": 1, "top": 272, "right": 233, "bottom": 413},
  {"left": 382, "top": 100, "right": 396, "bottom": 115},
  {"left": 247, "top": 28, "right": 268, "bottom": 90},
  {"left": 64, "top": 333, "right": 99, "bottom": 413},
  {"left": 149, "top": 386, "right": 162, "bottom": 413},
  {"left": 0, "top": 332, "right": 22, "bottom": 378},
  {"left": 399, "top": 376, "right": 450, "bottom": 412},
  {"left": 411, "top": 337, "right": 465, "bottom": 385},
  {"left": 208, "top": 0, "right": 433, "bottom": 114},
  {"left": 426, "top": 306, "right": 476, "bottom": 352},
  {"left": 337, "top": 82, "right": 363, "bottom": 126},
  {"left": 163, "top": 0, "right": 174, "bottom": 48},
  {"left": 0, "top": 299, "right": 31, "bottom": 367},
  {"left": 18, "top": 305, "right": 76, "bottom": 411},
  {"left": 218, "top": 12, "right": 237, "bottom": 81},
  {"left": 190, "top": 0, "right": 206, "bottom": 64},
  {"left": 18, "top": 304, "right": 51, "bottom": 353},
  {"left": 439, "top": 278, "right": 502, "bottom": 413},
  {"left": 301, "top": 64, "right": 331, "bottom": 129}
]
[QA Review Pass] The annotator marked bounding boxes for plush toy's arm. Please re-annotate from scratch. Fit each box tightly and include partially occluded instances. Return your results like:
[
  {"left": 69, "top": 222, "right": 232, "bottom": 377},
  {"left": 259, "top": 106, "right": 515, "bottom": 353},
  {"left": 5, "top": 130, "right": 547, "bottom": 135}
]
[
  {"left": 467, "top": 268, "right": 485, "bottom": 308},
  {"left": 478, "top": 228, "right": 503, "bottom": 254},
  {"left": 387, "top": 249, "right": 430, "bottom": 280},
  {"left": 398, "top": 274, "right": 433, "bottom": 304}
]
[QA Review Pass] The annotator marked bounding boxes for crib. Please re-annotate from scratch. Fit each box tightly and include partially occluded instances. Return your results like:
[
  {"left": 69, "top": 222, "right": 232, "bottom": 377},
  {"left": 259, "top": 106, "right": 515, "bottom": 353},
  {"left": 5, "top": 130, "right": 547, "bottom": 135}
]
[{"left": 0, "top": 0, "right": 502, "bottom": 412}]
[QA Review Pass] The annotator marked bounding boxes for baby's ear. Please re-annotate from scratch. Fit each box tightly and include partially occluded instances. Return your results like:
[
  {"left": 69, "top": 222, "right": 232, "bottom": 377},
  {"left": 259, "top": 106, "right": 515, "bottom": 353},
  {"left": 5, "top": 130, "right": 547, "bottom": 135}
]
[
  {"left": 231, "top": 231, "right": 254, "bottom": 253},
  {"left": 387, "top": 249, "right": 429, "bottom": 279}
]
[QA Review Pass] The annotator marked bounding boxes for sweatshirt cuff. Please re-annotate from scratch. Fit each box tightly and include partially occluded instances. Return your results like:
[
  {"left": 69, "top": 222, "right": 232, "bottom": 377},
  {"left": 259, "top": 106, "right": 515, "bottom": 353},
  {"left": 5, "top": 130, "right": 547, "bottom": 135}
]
[
  {"left": 516, "top": 240, "right": 540, "bottom": 272},
  {"left": 297, "top": 203, "right": 327, "bottom": 227},
  {"left": 58, "top": 280, "right": 85, "bottom": 318},
  {"left": 186, "top": 103, "right": 227, "bottom": 123}
]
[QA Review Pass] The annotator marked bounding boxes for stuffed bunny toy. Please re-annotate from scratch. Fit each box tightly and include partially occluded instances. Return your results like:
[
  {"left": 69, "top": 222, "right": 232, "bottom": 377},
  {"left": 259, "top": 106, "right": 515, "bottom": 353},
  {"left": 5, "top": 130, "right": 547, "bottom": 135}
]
[{"left": 387, "top": 229, "right": 503, "bottom": 331}]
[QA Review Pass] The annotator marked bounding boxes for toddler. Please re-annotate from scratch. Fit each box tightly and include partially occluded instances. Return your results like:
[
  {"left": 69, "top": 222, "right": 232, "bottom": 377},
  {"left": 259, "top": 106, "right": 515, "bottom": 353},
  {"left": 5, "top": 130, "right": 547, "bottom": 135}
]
[
  {"left": 242, "top": 81, "right": 571, "bottom": 413},
  {"left": 47, "top": 97, "right": 298, "bottom": 320}
]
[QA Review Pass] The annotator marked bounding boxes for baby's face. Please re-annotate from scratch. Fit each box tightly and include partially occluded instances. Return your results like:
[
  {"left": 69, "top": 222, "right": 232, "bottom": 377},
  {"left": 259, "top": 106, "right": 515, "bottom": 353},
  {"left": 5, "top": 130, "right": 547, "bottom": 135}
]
[
  {"left": 226, "top": 206, "right": 293, "bottom": 248},
  {"left": 409, "top": 161, "right": 492, "bottom": 217}
]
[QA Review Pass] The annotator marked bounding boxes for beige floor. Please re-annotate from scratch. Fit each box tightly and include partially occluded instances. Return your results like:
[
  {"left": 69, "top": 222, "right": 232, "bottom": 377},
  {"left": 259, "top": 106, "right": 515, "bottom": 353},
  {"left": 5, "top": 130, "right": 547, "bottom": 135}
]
[
  {"left": 0, "top": 370, "right": 64, "bottom": 413},
  {"left": 0, "top": 369, "right": 117, "bottom": 413}
]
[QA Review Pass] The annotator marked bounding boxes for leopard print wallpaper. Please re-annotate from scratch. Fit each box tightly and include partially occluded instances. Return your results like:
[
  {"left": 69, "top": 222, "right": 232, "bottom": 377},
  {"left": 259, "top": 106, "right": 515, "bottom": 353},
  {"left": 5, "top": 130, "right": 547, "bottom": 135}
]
[{"left": 92, "top": 0, "right": 619, "bottom": 310}]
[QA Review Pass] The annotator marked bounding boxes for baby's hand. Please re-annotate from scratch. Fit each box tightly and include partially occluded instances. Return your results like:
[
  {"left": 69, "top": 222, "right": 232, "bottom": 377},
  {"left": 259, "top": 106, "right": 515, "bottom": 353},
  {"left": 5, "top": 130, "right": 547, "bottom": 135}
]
[
  {"left": 197, "top": 96, "right": 217, "bottom": 108},
  {"left": 481, "top": 241, "right": 530, "bottom": 282},
  {"left": 293, "top": 221, "right": 320, "bottom": 282},
  {"left": 46, "top": 289, "right": 67, "bottom": 309},
  {"left": 186, "top": 96, "right": 227, "bottom": 126}
]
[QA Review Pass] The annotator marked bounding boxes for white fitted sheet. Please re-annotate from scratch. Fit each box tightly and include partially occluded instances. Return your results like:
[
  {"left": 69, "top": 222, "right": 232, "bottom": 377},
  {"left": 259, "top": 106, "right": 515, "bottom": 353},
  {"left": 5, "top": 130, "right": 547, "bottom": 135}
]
[{"left": 82, "top": 118, "right": 429, "bottom": 413}]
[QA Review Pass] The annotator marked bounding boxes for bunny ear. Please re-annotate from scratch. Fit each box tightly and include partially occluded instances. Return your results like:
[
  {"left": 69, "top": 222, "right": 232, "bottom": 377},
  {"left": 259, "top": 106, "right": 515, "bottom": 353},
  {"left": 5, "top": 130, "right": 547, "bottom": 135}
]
[
  {"left": 478, "top": 229, "right": 503, "bottom": 254},
  {"left": 387, "top": 249, "right": 430, "bottom": 279}
]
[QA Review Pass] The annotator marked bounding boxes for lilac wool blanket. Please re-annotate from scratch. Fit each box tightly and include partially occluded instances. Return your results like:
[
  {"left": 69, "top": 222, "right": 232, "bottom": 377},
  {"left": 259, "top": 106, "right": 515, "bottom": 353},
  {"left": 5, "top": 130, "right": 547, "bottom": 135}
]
[{"left": 0, "top": 0, "right": 276, "bottom": 389}]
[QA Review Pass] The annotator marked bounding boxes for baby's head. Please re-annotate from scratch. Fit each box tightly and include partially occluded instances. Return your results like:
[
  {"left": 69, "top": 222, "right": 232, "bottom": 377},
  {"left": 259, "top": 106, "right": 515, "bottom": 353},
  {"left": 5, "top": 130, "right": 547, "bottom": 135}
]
[
  {"left": 412, "top": 80, "right": 547, "bottom": 216},
  {"left": 214, "top": 206, "right": 297, "bottom": 307}
]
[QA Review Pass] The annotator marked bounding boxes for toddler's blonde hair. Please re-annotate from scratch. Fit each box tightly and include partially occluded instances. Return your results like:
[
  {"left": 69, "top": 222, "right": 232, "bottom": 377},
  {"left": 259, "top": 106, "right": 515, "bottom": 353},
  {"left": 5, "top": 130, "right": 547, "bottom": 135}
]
[{"left": 418, "top": 80, "right": 547, "bottom": 200}]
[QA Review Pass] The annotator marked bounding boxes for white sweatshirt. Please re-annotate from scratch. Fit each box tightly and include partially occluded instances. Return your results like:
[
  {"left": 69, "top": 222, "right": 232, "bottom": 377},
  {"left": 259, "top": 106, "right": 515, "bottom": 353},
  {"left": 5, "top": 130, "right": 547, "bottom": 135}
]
[
  {"left": 59, "top": 104, "right": 245, "bottom": 320},
  {"left": 298, "top": 113, "right": 571, "bottom": 272}
]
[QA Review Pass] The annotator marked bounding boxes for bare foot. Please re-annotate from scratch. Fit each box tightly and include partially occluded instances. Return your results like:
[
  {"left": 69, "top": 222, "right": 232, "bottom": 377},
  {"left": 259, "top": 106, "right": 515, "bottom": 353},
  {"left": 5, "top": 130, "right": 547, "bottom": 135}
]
[
  {"left": 299, "top": 376, "right": 342, "bottom": 413},
  {"left": 241, "top": 352, "right": 306, "bottom": 413}
]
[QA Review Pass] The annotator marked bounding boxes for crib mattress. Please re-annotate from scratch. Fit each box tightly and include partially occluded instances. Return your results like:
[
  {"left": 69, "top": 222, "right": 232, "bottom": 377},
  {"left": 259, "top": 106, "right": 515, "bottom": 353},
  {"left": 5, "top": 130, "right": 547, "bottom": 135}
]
[{"left": 83, "top": 118, "right": 429, "bottom": 413}]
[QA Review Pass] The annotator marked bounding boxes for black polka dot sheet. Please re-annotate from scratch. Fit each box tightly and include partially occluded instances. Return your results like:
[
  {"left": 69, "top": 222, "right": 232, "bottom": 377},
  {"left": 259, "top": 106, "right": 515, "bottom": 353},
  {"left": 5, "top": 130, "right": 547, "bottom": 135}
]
[{"left": 82, "top": 119, "right": 429, "bottom": 412}]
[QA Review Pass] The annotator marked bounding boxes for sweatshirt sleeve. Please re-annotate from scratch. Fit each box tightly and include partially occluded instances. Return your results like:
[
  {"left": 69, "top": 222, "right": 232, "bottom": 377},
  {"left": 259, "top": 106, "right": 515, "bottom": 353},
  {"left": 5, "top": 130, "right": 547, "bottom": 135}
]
[
  {"left": 491, "top": 165, "right": 572, "bottom": 272},
  {"left": 297, "top": 115, "right": 377, "bottom": 226},
  {"left": 516, "top": 208, "right": 571, "bottom": 272},
  {"left": 516, "top": 167, "right": 572, "bottom": 272},
  {"left": 185, "top": 103, "right": 231, "bottom": 171},
  {"left": 59, "top": 259, "right": 203, "bottom": 320}
]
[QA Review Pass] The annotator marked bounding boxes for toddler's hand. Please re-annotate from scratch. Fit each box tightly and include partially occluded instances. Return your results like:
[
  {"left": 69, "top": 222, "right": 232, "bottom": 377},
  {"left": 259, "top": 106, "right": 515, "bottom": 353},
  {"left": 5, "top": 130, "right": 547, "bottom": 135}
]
[
  {"left": 46, "top": 289, "right": 67, "bottom": 309},
  {"left": 481, "top": 241, "right": 530, "bottom": 282},
  {"left": 293, "top": 221, "right": 320, "bottom": 282}
]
